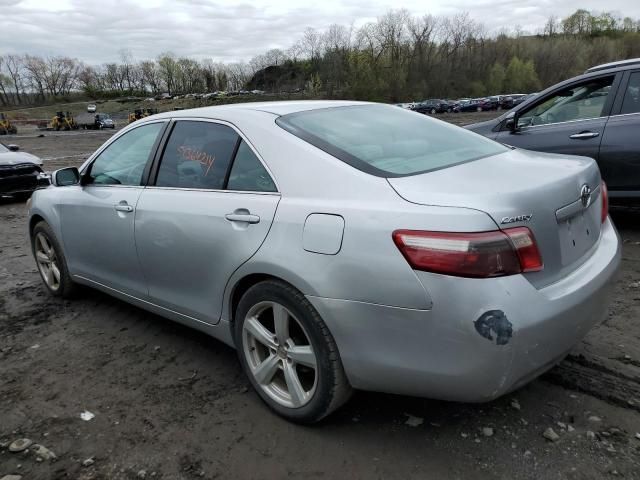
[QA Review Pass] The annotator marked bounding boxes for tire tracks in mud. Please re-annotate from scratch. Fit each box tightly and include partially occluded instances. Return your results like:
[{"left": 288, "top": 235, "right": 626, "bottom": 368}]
[{"left": 544, "top": 353, "right": 640, "bottom": 412}]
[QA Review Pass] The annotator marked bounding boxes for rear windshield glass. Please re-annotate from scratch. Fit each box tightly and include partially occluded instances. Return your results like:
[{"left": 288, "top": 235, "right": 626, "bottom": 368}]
[{"left": 276, "top": 104, "right": 507, "bottom": 177}]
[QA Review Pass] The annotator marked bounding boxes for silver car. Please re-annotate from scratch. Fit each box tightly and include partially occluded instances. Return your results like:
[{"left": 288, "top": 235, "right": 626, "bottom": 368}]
[{"left": 28, "top": 101, "right": 621, "bottom": 423}]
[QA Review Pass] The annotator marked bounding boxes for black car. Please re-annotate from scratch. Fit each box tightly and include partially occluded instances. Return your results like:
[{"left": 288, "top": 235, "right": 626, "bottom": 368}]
[
  {"left": 413, "top": 99, "right": 450, "bottom": 114},
  {"left": 455, "top": 98, "right": 484, "bottom": 112},
  {"left": 0, "top": 142, "right": 44, "bottom": 199},
  {"left": 466, "top": 58, "right": 640, "bottom": 201},
  {"left": 479, "top": 96, "right": 502, "bottom": 111}
]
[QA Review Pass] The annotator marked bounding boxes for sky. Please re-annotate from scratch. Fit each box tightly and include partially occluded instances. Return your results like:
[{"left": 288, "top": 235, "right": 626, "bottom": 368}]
[{"left": 2, "top": 0, "right": 639, "bottom": 64}]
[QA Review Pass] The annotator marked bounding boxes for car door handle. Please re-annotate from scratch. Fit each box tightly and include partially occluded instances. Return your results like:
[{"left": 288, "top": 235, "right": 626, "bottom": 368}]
[
  {"left": 114, "top": 203, "right": 134, "bottom": 213},
  {"left": 225, "top": 213, "right": 260, "bottom": 224},
  {"left": 569, "top": 131, "right": 599, "bottom": 139}
]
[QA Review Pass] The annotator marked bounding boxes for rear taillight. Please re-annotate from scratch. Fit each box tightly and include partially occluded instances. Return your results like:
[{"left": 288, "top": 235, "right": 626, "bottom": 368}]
[
  {"left": 601, "top": 181, "right": 608, "bottom": 224},
  {"left": 392, "top": 227, "right": 543, "bottom": 278}
]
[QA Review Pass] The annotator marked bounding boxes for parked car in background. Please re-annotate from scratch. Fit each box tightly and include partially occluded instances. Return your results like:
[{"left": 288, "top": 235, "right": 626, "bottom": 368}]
[
  {"left": 28, "top": 101, "right": 619, "bottom": 423},
  {"left": 478, "top": 96, "right": 501, "bottom": 111},
  {"left": 87, "top": 104, "right": 96, "bottom": 113},
  {"left": 455, "top": 98, "right": 484, "bottom": 112},
  {"left": 499, "top": 94, "right": 527, "bottom": 110},
  {"left": 76, "top": 113, "right": 115, "bottom": 130},
  {"left": 0, "top": 142, "right": 44, "bottom": 199},
  {"left": 466, "top": 58, "right": 640, "bottom": 201},
  {"left": 413, "top": 99, "right": 450, "bottom": 114}
]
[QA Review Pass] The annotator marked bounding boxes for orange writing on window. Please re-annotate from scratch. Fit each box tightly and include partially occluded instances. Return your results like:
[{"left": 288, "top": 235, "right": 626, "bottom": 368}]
[{"left": 177, "top": 146, "right": 216, "bottom": 175}]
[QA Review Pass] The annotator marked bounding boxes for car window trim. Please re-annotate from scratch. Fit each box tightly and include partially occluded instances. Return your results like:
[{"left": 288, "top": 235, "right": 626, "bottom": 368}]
[
  {"left": 222, "top": 136, "right": 242, "bottom": 190},
  {"left": 608, "top": 111, "right": 640, "bottom": 120},
  {"left": 148, "top": 117, "right": 280, "bottom": 193},
  {"left": 80, "top": 120, "right": 170, "bottom": 187},
  {"left": 503, "top": 73, "right": 621, "bottom": 132},
  {"left": 143, "top": 185, "right": 280, "bottom": 196},
  {"left": 516, "top": 115, "right": 608, "bottom": 131}
]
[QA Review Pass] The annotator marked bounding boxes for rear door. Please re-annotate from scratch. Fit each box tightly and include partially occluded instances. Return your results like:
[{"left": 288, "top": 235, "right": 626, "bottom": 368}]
[
  {"left": 58, "top": 121, "right": 166, "bottom": 298},
  {"left": 135, "top": 120, "right": 280, "bottom": 324},
  {"left": 495, "top": 74, "right": 619, "bottom": 160},
  {"left": 598, "top": 69, "right": 640, "bottom": 195}
]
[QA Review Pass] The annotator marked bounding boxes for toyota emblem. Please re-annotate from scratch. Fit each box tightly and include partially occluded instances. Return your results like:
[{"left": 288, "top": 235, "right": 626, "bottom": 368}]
[{"left": 580, "top": 184, "right": 592, "bottom": 208}]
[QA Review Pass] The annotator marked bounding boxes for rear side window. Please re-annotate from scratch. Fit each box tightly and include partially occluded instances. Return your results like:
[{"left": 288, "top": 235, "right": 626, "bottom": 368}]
[
  {"left": 276, "top": 105, "right": 507, "bottom": 177},
  {"left": 620, "top": 72, "right": 640, "bottom": 115},
  {"left": 156, "top": 121, "right": 239, "bottom": 190},
  {"left": 227, "top": 140, "right": 277, "bottom": 192}
]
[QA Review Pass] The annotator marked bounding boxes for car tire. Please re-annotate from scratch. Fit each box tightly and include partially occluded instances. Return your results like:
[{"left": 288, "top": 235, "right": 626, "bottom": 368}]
[
  {"left": 234, "top": 280, "right": 352, "bottom": 423},
  {"left": 430, "top": 108, "right": 436, "bottom": 115},
  {"left": 477, "top": 106, "right": 482, "bottom": 112},
  {"left": 31, "top": 221, "right": 76, "bottom": 298}
]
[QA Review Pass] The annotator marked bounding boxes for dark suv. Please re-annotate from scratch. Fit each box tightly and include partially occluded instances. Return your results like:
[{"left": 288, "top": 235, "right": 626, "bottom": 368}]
[
  {"left": 466, "top": 58, "right": 640, "bottom": 201},
  {"left": 413, "top": 99, "right": 450, "bottom": 114}
]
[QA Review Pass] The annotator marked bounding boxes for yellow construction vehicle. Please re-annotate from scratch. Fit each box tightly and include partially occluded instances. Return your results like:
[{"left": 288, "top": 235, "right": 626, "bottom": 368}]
[
  {"left": 128, "top": 108, "right": 158, "bottom": 124},
  {"left": 50, "top": 111, "right": 78, "bottom": 131},
  {"left": 0, "top": 113, "right": 17, "bottom": 135}
]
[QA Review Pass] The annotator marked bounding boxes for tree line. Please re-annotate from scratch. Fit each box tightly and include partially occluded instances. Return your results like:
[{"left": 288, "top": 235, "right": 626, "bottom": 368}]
[{"left": 1, "top": 8, "right": 639, "bottom": 108}]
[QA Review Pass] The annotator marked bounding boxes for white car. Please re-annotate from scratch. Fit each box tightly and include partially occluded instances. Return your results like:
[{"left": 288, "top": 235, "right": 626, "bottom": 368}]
[{"left": 87, "top": 104, "right": 97, "bottom": 113}]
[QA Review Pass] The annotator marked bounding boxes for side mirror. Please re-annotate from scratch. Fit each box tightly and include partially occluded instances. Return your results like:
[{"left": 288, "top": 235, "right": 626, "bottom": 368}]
[
  {"left": 7, "top": 144, "right": 19, "bottom": 151},
  {"left": 53, "top": 167, "right": 80, "bottom": 186},
  {"left": 504, "top": 111, "right": 518, "bottom": 132}
]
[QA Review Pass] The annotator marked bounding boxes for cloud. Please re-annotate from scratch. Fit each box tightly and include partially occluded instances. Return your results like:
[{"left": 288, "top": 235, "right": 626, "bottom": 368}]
[{"left": 2, "top": 0, "right": 638, "bottom": 64}]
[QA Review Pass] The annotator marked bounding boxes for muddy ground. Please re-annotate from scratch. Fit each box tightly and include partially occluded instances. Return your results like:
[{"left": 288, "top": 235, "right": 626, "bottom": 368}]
[{"left": 1, "top": 113, "right": 640, "bottom": 480}]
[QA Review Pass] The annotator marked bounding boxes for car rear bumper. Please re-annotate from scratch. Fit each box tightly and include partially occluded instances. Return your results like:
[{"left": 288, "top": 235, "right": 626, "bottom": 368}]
[{"left": 308, "top": 218, "right": 621, "bottom": 402}]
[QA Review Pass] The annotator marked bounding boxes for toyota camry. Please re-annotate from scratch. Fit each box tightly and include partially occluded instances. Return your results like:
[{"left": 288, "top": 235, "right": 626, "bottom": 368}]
[{"left": 27, "top": 101, "right": 621, "bottom": 423}]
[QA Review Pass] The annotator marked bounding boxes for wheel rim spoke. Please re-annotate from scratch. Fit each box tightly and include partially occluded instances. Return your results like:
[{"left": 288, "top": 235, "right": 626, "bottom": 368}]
[
  {"left": 272, "top": 303, "right": 289, "bottom": 343},
  {"left": 51, "top": 263, "right": 61, "bottom": 283},
  {"left": 284, "top": 363, "right": 306, "bottom": 407},
  {"left": 45, "top": 266, "right": 55, "bottom": 286},
  {"left": 244, "top": 316, "right": 277, "bottom": 349},
  {"left": 37, "top": 234, "right": 49, "bottom": 255},
  {"left": 36, "top": 251, "right": 49, "bottom": 264},
  {"left": 253, "top": 354, "right": 280, "bottom": 385},
  {"left": 287, "top": 345, "right": 316, "bottom": 369}
]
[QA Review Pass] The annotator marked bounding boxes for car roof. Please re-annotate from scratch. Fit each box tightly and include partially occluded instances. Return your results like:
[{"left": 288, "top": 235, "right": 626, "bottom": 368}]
[
  {"left": 586, "top": 58, "right": 640, "bottom": 73},
  {"left": 151, "top": 100, "right": 369, "bottom": 120}
]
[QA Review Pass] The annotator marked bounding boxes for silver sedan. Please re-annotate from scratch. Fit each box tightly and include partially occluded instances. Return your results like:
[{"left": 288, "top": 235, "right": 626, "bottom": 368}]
[{"left": 28, "top": 101, "right": 621, "bottom": 423}]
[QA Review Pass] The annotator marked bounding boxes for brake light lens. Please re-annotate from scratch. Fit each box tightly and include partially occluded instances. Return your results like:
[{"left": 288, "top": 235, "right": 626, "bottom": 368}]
[
  {"left": 392, "top": 227, "right": 543, "bottom": 278},
  {"left": 601, "top": 181, "right": 608, "bottom": 224}
]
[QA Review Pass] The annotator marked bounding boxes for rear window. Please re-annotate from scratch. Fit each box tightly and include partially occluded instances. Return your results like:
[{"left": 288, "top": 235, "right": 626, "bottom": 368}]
[{"left": 276, "top": 105, "right": 507, "bottom": 177}]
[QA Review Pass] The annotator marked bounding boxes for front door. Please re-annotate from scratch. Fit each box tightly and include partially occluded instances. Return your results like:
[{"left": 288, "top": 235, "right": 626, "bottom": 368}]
[
  {"left": 496, "top": 75, "right": 616, "bottom": 160},
  {"left": 58, "top": 121, "right": 166, "bottom": 298},
  {"left": 135, "top": 120, "right": 280, "bottom": 324}
]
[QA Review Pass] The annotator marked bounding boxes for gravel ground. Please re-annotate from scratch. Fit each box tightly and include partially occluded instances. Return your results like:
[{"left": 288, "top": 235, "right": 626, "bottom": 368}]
[{"left": 1, "top": 114, "right": 640, "bottom": 480}]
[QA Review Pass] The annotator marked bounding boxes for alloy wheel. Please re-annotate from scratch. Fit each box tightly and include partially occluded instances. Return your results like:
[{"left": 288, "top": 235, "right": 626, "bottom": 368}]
[
  {"left": 242, "top": 301, "right": 318, "bottom": 408},
  {"left": 34, "top": 232, "right": 61, "bottom": 291}
]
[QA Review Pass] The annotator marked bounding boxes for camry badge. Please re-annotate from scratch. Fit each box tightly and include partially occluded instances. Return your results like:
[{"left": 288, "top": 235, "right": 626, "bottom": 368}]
[
  {"left": 580, "top": 184, "right": 592, "bottom": 208},
  {"left": 500, "top": 214, "right": 533, "bottom": 224}
]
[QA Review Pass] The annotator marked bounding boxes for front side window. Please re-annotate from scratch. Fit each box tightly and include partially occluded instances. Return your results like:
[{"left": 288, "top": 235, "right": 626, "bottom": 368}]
[
  {"left": 227, "top": 140, "right": 277, "bottom": 192},
  {"left": 155, "top": 121, "right": 238, "bottom": 190},
  {"left": 620, "top": 72, "right": 640, "bottom": 115},
  {"left": 87, "top": 122, "right": 164, "bottom": 185},
  {"left": 0, "top": 143, "right": 8, "bottom": 153},
  {"left": 277, "top": 104, "right": 507, "bottom": 177},
  {"left": 518, "top": 76, "right": 614, "bottom": 127}
]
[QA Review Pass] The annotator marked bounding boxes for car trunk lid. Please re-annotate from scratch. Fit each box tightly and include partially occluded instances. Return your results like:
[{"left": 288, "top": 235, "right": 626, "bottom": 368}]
[{"left": 387, "top": 148, "right": 603, "bottom": 288}]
